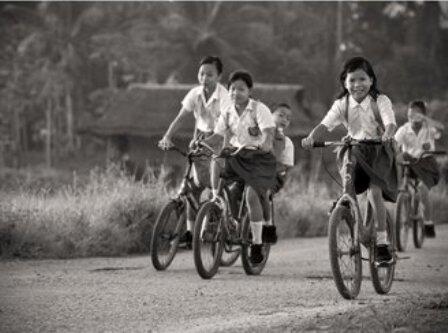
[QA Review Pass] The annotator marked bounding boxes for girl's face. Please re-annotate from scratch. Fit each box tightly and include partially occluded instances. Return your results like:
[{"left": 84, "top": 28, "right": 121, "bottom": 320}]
[
  {"left": 273, "top": 107, "right": 292, "bottom": 129},
  {"left": 197, "top": 64, "right": 220, "bottom": 89},
  {"left": 344, "top": 69, "right": 373, "bottom": 102},
  {"left": 229, "top": 79, "right": 250, "bottom": 106}
]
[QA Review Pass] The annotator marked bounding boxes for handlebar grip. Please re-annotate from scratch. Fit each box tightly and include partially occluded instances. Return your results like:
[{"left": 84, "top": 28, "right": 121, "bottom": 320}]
[{"left": 312, "top": 142, "right": 326, "bottom": 148}]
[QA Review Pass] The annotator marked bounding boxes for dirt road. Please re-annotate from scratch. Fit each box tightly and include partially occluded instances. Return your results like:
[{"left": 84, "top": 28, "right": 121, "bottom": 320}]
[{"left": 1, "top": 225, "right": 448, "bottom": 332}]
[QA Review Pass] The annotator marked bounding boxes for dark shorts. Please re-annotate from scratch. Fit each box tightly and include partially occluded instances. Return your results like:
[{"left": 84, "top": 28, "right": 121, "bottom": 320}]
[
  {"left": 337, "top": 143, "right": 398, "bottom": 202},
  {"left": 399, "top": 154, "right": 440, "bottom": 189},
  {"left": 222, "top": 149, "right": 277, "bottom": 194}
]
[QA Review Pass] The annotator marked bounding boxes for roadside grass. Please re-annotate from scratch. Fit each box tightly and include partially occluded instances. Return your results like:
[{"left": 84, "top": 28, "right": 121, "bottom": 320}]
[
  {"left": 0, "top": 165, "right": 170, "bottom": 259},
  {"left": 1, "top": 159, "right": 447, "bottom": 259}
]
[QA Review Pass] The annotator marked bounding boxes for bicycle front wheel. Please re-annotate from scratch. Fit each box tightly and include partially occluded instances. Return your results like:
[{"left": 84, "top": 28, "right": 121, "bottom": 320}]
[
  {"left": 193, "top": 201, "right": 223, "bottom": 279},
  {"left": 241, "top": 215, "right": 270, "bottom": 275},
  {"left": 150, "top": 200, "right": 185, "bottom": 271},
  {"left": 370, "top": 210, "right": 395, "bottom": 295},
  {"left": 413, "top": 196, "right": 425, "bottom": 248},
  {"left": 395, "top": 192, "right": 411, "bottom": 252},
  {"left": 329, "top": 205, "right": 362, "bottom": 300}
]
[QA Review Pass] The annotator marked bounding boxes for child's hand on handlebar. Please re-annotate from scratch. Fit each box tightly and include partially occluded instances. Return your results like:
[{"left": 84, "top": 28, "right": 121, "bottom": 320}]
[
  {"left": 301, "top": 136, "right": 314, "bottom": 150},
  {"left": 158, "top": 136, "right": 174, "bottom": 150}
]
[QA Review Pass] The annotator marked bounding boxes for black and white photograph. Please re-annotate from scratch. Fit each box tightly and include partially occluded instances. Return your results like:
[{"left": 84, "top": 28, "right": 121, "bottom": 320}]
[{"left": 1, "top": 1, "right": 448, "bottom": 332}]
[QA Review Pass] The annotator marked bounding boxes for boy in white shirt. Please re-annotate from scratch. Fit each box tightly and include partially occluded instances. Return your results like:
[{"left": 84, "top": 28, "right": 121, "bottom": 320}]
[
  {"left": 395, "top": 100, "right": 444, "bottom": 237},
  {"left": 158, "top": 56, "right": 231, "bottom": 244},
  {"left": 262, "top": 103, "right": 295, "bottom": 243}
]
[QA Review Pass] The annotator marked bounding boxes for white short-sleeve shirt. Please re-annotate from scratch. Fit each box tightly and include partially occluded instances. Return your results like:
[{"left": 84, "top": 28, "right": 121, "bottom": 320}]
[
  {"left": 214, "top": 99, "right": 275, "bottom": 148},
  {"left": 278, "top": 136, "right": 294, "bottom": 167},
  {"left": 321, "top": 94, "right": 396, "bottom": 140},
  {"left": 181, "top": 83, "right": 231, "bottom": 133},
  {"left": 395, "top": 122, "right": 438, "bottom": 158}
]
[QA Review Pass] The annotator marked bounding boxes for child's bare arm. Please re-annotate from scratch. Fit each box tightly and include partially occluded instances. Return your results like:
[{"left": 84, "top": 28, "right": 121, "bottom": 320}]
[
  {"left": 259, "top": 127, "right": 275, "bottom": 152},
  {"left": 162, "top": 108, "right": 190, "bottom": 141}
]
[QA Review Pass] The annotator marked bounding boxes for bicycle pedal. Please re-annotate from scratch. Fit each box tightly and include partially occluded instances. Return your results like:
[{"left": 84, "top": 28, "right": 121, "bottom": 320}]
[
  {"left": 374, "top": 259, "right": 395, "bottom": 268},
  {"left": 396, "top": 256, "right": 411, "bottom": 260}
]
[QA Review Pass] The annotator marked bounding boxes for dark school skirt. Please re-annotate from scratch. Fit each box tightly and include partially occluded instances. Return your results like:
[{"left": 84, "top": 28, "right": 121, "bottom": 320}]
[
  {"left": 399, "top": 153, "right": 440, "bottom": 189},
  {"left": 222, "top": 149, "right": 277, "bottom": 194},
  {"left": 337, "top": 143, "right": 398, "bottom": 203}
]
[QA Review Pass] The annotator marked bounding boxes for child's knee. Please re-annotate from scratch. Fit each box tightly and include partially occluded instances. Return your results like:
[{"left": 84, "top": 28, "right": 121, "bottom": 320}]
[{"left": 368, "top": 185, "right": 383, "bottom": 203}]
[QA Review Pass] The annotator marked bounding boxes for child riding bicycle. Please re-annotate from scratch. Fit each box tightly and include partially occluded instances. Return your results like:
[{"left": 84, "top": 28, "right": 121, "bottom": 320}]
[
  {"left": 158, "top": 56, "right": 231, "bottom": 244},
  {"left": 201, "top": 70, "right": 277, "bottom": 264},
  {"left": 395, "top": 100, "right": 445, "bottom": 237},
  {"left": 302, "top": 57, "right": 398, "bottom": 263}
]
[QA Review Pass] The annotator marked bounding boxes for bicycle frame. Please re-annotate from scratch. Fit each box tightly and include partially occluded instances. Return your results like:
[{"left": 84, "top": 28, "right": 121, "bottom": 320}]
[{"left": 333, "top": 144, "right": 372, "bottom": 247}]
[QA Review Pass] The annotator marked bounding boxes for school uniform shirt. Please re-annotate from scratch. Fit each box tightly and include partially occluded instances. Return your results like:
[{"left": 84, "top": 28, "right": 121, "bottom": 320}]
[
  {"left": 395, "top": 122, "right": 438, "bottom": 158},
  {"left": 274, "top": 135, "right": 294, "bottom": 167},
  {"left": 182, "top": 83, "right": 231, "bottom": 133},
  {"left": 214, "top": 98, "right": 276, "bottom": 148},
  {"left": 321, "top": 94, "right": 396, "bottom": 140}
]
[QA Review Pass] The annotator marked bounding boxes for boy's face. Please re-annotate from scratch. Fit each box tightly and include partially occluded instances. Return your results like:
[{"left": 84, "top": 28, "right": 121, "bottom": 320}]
[
  {"left": 229, "top": 79, "right": 250, "bottom": 105},
  {"left": 408, "top": 107, "right": 424, "bottom": 127},
  {"left": 344, "top": 69, "right": 372, "bottom": 102},
  {"left": 273, "top": 107, "right": 292, "bottom": 129},
  {"left": 197, "top": 64, "right": 220, "bottom": 88}
]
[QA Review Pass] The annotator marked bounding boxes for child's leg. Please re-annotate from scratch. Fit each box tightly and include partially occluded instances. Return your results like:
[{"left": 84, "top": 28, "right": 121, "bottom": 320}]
[
  {"left": 246, "top": 186, "right": 264, "bottom": 245},
  {"left": 367, "top": 184, "right": 387, "bottom": 242},
  {"left": 417, "top": 182, "right": 431, "bottom": 222},
  {"left": 186, "top": 184, "right": 203, "bottom": 232},
  {"left": 210, "top": 159, "right": 222, "bottom": 197}
]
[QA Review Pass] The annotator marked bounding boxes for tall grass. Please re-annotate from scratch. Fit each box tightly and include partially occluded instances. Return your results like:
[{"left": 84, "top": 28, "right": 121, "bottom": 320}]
[
  {"left": 1, "top": 159, "right": 447, "bottom": 259},
  {"left": 0, "top": 165, "right": 170, "bottom": 259}
]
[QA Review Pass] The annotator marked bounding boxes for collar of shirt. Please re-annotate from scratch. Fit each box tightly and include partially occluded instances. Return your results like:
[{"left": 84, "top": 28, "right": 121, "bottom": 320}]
[
  {"left": 403, "top": 121, "right": 430, "bottom": 138},
  {"left": 200, "top": 84, "right": 222, "bottom": 106},
  {"left": 348, "top": 94, "right": 371, "bottom": 111},
  {"left": 229, "top": 98, "right": 257, "bottom": 117}
]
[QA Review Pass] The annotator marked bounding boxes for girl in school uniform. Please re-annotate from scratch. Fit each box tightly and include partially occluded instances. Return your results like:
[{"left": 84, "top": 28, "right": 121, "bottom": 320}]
[
  {"left": 159, "top": 56, "right": 231, "bottom": 244},
  {"left": 302, "top": 57, "right": 398, "bottom": 263},
  {"left": 203, "top": 70, "right": 277, "bottom": 264}
]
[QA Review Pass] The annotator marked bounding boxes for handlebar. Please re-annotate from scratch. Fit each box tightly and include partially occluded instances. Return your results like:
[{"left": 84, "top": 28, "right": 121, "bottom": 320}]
[
  {"left": 312, "top": 139, "right": 383, "bottom": 148},
  {"left": 401, "top": 150, "right": 447, "bottom": 166}
]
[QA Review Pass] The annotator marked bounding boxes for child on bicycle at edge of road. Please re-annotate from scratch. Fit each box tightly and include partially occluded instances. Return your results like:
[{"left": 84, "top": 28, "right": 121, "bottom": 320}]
[
  {"left": 158, "top": 56, "right": 232, "bottom": 244},
  {"left": 201, "top": 70, "right": 277, "bottom": 265},
  {"left": 302, "top": 56, "right": 398, "bottom": 264},
  {"left": 395, "top": 100, "right": 445, "bottom": 238}
]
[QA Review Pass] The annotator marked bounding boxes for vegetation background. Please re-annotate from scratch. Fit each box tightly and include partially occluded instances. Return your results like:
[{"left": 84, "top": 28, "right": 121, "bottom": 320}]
[{"left": 0, "top": 1, "right": 447, "bottom": 258}]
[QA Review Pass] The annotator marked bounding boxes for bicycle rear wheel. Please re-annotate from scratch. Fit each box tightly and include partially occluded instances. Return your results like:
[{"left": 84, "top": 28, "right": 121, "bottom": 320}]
[
  {"left": 150, "top": 200, "right": 185, "bottom": 271},
  {"left": 329, "top": 205, "right": 362, "bottom": 299},
  {"left": 241, "top": 215, "right": 270, "bottom": 275},
  {"left": 193, "top": 201, "right": 223, "bottom": 279},
  {"left": 395, "top": 192, "right": 411, "bottom": 252},
  {"left": 370, "top": 210, "right": 395, "bottom": 294},
  {"left": 413, "top": 197, "right": 425, "bottom": 248}
]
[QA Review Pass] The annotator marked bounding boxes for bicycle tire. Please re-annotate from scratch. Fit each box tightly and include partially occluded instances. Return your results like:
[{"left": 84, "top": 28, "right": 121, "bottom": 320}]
[
  {"left": 193, "top": 201, "right": 223, "bottom": 279},
  {"left": 370, "top": 209, "right": 395, "bottom": 295},
  {"left": 395, "top": 192, "right": 411, "bottom": 252},
  {"left": 328, "top": 205, "right": 362, "bottom": 299},
  {"left": 241, "top": 215, "right": 270, "bottom": 275},
  {"left": 413, "top": 196, "right": 425, "bottom": 248},
  {"left": 150, "top": 200, "right": 185, "bottom": 271}
]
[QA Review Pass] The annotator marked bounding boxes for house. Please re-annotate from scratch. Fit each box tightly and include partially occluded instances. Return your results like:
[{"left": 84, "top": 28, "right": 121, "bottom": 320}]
[{"left": 81, "top": 83, "right": 314, "bottom": 178}]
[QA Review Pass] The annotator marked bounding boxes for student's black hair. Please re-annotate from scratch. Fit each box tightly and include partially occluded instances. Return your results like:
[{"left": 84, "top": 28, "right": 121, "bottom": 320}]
[
  {"left": 273, "top": 103, "right": 291, "bottom": 111},
  {"left": 409, "top": 100, "right": 427, "bottom": 115},
  {"left": 228, "top": 70, "right": 253, "bottom": 89},
  {"left": 199, "top": 56, "right": 223, "bottom": 75},
  {"left": 337, "top": 56, "right": 381, "bottom": 100}
]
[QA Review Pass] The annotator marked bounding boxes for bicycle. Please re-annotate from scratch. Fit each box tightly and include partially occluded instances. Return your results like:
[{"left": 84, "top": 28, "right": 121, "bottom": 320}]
[
  {"left": 150, "top": 145, "right": 207, "bottom": 271},
  {"left": 395, "top": 150, "right": 446, "bottom": 251},
  {"left": 193, "top": 145, "right": 272, "bottom": 279},
  {"left": 308, "top": 139, "right": 396, "bottom": 299}
]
